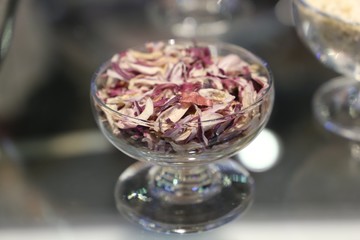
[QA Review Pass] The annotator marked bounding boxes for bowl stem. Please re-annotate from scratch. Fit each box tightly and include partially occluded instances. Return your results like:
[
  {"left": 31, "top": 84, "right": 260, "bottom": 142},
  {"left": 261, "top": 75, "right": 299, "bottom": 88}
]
[{"left": 149, "top": 164, "right": 222, "bottom": 204}]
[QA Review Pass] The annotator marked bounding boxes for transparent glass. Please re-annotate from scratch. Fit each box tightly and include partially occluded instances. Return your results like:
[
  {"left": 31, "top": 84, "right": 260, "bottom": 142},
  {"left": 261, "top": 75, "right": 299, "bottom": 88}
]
[
  {"left": 146, "top": 0, "right": 254, "bottom": 38},
  {"left": 293, "top": 0, "right": 360, "bottom": 152},
  {"left": 90, "top": 40, "right": 274, "bottom": 233}
]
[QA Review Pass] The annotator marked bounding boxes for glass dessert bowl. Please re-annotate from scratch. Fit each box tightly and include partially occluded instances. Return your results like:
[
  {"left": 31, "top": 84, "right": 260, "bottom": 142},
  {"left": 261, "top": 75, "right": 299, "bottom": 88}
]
[
  {"left": 146, "top": 0, "right": 254, "bottom": 38},
  {"left": 90, "top": 39, "right": 274, "bottom": 233},
  {"left": 293, "top": 0, "right": 360, "bottom": 154}
]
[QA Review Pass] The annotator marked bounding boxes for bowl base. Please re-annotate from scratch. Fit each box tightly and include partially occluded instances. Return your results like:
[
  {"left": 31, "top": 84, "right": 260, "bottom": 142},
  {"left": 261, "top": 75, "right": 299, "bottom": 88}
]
[
  {"left": 313, "top": 76, "right": 360, "bottom": 141},
  {"left": 114, "top": 158, "right": 254, "bottom": 234}
]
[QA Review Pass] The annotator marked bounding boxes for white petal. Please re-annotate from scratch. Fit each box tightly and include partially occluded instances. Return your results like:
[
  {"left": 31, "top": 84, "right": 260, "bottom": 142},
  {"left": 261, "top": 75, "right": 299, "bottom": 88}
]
[{"left": 137, "top": 98, "right": 154, "bottom": 120}]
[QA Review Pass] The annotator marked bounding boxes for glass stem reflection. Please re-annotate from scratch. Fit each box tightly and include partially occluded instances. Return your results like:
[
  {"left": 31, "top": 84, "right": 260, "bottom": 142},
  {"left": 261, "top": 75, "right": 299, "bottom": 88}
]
[{"left": 149, "top": 165, "right": 222, "bottom": 204}]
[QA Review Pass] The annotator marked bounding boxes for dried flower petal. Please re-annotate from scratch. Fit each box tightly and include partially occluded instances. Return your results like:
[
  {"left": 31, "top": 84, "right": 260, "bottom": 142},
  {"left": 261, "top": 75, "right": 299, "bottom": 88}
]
[
  {"left": 217, "top": 54, "right": 248, "bottom": 73},
  {"left": 180, "top": 92, "right": 213, "bottom": 107},
  {"left": 137, "top": 98, "right": 154, "bottom": 120},
  {"left": 198, "top": 88, "right": 235, "bottom": 103}
]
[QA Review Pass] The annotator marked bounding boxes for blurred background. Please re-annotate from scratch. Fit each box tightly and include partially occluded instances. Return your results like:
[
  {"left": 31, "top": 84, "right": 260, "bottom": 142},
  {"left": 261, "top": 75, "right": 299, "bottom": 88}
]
[{"left": 1, "top": 0, "right": 360, "bottom": 239}]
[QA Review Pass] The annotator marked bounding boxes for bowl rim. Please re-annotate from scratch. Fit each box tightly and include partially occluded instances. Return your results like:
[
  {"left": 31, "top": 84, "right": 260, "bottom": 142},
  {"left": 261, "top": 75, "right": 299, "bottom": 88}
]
[
  {"left": 293, "top": 0, "right": 360, "bottom": 27},
  {"left": 90, "top": 39, "right": 274, "bottom": 125}
]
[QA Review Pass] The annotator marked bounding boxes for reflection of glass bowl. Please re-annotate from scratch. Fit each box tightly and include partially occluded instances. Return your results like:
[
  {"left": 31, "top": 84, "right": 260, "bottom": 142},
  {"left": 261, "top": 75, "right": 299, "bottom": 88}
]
[
  {"left": 293, "top": 0, "right": 360, "bottom": 142},
  {"left": 146, "top": 0, "right": 254, "bottom": 38},
  {"left": 90, "top": 40, "right": 274, "bottom": 233}
]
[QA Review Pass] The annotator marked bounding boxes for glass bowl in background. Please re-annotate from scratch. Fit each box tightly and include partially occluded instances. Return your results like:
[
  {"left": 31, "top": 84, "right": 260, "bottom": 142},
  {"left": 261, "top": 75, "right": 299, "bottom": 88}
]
[
  {"left": 90, "top": 40, "right": 274, "bottom": 233},
  {"left": 292, "top": 0, "right": 360, "bottom": 159},
  {"left": 146, "top": 0, "right": 254, "bottom": 38}
]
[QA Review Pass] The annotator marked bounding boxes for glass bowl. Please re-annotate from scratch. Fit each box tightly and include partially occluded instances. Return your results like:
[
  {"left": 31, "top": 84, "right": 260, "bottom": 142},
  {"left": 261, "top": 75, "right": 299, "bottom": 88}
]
[
  {"left": 90, "top": 39, "right": 274, "bottom": 233},
  {"left": 292, "top": 0, "right": 360, "bottom": 148},
  {"left": 146, "top": 0, "right": 254, "bottom": 38}
]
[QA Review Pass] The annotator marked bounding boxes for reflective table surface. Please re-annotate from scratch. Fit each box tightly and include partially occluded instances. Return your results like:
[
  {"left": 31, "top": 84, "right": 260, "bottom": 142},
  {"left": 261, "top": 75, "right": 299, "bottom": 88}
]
[{"left": 1, "top": 0, "right": 360, "bottom": 239}]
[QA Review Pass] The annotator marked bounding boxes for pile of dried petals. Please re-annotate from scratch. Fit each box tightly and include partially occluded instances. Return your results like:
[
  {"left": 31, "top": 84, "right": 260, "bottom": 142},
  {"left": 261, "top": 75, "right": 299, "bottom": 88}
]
[{"left": 95, "top": 41, "right": 270, "bottom": 152}]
